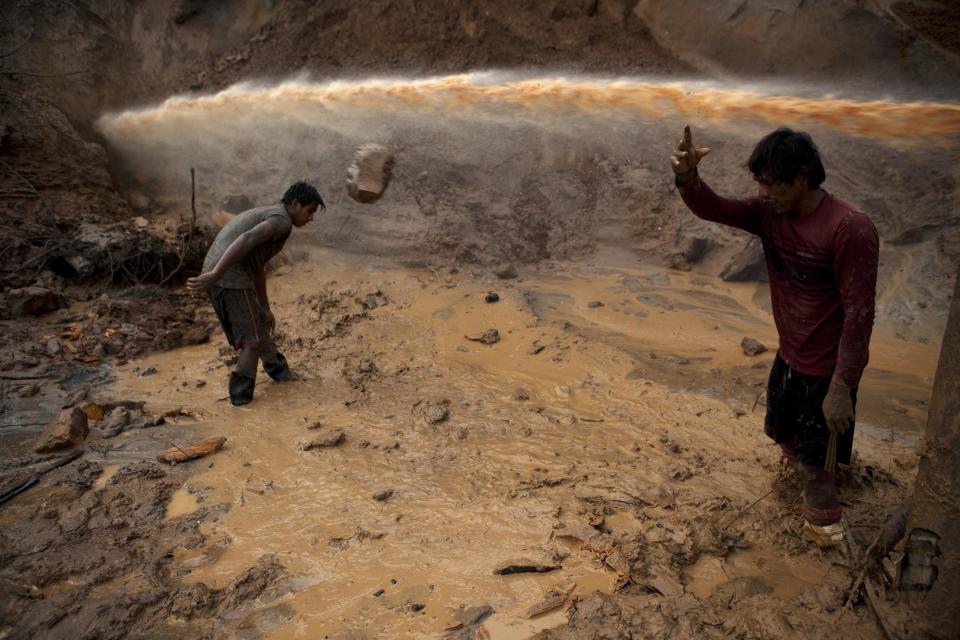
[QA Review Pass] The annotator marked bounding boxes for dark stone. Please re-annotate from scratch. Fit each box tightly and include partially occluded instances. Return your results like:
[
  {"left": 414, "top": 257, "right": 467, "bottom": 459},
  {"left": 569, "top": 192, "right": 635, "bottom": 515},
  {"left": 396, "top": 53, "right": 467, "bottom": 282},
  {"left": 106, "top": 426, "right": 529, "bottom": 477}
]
[{"left": 720, "top": 237, "right": 768, "bottom": 282}]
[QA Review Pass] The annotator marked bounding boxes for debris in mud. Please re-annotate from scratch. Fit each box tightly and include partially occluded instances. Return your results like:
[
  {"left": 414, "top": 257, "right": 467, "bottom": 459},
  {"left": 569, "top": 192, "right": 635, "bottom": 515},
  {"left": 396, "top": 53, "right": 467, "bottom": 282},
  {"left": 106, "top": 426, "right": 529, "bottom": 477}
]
[
  {"left": 484, "top": 291, "right": 500, "bottom": 303},
  {"left": 34, "top": 407, "right": 89, "bottom": 453},
  {"left": 443, "top": 604, "right": 494, "bottom": 637},
  {"left": 362, "top": 289, "right": 389, "bottom": 309},
  {"left": 527, "top": 584, "right": 577, "bottom": 618},
  {"left": 157, "top": 436, "right": 227, "bottom": 464},
  {"left": 3, "top": 286, "right": 67, "bottom": 318},
  {"left": 346, "top": 143, "right": 395, "bottom": 204},
  {"left": 138, "top": 366, "right": 158, "bottom": 377},
  {"left": 513, "top": 388, "right": 530, "bottom": 401},
  {"left": 465, "top": 328, "right": 500, "bottom": 345},
  {"left": 668, "top": 253, "right": 692, "bottom": 271},
  {"left": 587, "top": 300, "right": 604, "bottom": 308},
  {"left": 741, "top": 336, "right": 768, "bottom": 356},
  {"left": 493, "top": 558, "right": 561, "bottom": 575},
  {"left": 416, "top": 399, "right": 451, "bottom": 425},
  {"left": 300, "top": 429, "right": 346, "bottom": 450},
  {"left": 372, "top": 488, "right": 395, "bottom": 501}
]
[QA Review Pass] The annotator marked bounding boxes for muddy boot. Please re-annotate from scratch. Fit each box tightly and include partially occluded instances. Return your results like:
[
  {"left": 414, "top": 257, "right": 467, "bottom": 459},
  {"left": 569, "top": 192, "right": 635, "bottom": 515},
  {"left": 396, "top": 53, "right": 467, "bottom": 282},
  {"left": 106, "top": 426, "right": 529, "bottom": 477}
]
[
  {"left": 229, "top": 368, "right": 256, "bottom": 406},
  {"left": 263, "top": 351, "right": 295, "bottom": 382}
]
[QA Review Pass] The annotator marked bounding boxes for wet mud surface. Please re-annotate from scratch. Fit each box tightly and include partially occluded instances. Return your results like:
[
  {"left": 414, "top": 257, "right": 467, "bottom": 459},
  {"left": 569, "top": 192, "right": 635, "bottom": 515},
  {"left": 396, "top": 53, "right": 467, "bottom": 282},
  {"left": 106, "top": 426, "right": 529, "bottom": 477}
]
[{"left": 1, "top": 246, "right": 933, "bottom": 638}]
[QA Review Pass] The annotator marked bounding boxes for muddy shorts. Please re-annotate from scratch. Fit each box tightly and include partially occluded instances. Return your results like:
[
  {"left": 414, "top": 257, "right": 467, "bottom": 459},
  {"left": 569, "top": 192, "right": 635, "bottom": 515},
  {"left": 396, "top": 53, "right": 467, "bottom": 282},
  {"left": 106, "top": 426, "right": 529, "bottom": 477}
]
[
  {"left": 208, "top": 286, "right": 272, "bottom": 350},
  {"left": 764, "top": 352, "right": 858, "bottom": 469}
]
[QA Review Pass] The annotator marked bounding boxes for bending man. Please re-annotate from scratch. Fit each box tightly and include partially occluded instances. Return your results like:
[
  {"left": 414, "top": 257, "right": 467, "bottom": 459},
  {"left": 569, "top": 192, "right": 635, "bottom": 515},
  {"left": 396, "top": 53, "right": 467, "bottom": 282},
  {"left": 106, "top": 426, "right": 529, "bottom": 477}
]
[{"left": 188, "top": 181, "right": 324, "bottom": 406}]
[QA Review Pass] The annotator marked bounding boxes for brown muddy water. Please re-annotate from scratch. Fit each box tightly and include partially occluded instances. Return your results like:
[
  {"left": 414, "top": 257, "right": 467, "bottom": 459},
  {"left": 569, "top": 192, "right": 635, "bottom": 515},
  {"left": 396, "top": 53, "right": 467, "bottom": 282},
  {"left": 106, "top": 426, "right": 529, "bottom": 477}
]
[{"left": 104, "top": 245, "right": 935, "bottom": 639}]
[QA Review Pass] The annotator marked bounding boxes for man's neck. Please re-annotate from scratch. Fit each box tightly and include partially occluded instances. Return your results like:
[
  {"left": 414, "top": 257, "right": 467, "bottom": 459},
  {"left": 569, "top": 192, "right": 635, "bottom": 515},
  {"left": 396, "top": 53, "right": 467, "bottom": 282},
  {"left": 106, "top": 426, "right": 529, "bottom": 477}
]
[{"left": 795, "top": 188, "right": 826, "bottom": 217}]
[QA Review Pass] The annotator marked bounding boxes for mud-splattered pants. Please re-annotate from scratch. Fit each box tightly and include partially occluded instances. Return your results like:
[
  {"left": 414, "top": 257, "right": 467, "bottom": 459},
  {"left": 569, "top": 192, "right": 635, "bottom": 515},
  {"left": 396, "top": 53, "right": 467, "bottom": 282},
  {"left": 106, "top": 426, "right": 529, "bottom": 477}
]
[{"left": 765, "top": 353, "right": 858, "bottom": 525}]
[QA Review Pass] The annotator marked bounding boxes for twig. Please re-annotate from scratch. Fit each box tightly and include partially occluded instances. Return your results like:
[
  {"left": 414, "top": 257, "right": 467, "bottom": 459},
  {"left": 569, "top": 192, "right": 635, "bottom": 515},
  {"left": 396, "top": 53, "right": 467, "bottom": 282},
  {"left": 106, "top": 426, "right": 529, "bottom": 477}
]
[
  {"left": 0, "top": 450, "right": 83, "bottom": 505},
  {"left": 0, "top": 372, "right": 53, "bottom": 380},
  {"left": 158, "top": 167, "right": 196, "bottom": 285},
  {"left": 0, "top": 160, "right": 39, "bottom": 196},
  {"left": 0, "top": 69, "right": 85, "bottom": 78},
  {"left": 722, "top": 488, "right": 774, "bottom": 531}
]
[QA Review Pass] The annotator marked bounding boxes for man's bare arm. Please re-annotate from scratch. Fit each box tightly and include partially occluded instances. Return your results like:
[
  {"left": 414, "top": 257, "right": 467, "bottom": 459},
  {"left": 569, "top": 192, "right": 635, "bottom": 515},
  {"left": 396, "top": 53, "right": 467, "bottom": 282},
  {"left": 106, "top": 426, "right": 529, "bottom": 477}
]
[{"left": 187, "top": 220, "right": 278, "bottom": 291}]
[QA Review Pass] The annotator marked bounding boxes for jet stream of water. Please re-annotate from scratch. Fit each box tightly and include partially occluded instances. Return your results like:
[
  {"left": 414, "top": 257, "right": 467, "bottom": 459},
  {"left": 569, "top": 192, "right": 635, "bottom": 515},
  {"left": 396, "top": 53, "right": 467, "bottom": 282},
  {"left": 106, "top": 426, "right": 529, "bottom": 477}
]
[{"left": 100, "top": 74, "right": 960, "bottom": 143}]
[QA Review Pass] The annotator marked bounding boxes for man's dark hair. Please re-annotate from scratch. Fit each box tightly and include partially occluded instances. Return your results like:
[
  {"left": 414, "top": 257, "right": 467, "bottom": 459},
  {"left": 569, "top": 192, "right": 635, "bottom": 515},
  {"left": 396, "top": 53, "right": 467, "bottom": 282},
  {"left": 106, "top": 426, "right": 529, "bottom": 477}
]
[
  {"left": 746, "top": 128, "right": 826, "bottom": 188},
  {"left": 281, "top": 181, "right": 325, "bottom": 210}
]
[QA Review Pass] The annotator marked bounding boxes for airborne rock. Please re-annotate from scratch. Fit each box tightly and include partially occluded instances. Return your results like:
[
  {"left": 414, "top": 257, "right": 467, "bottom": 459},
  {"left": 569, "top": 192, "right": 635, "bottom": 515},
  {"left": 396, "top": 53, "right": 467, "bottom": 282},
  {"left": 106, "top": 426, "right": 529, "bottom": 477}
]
[{"left": 346, "top": 144, "right": 395, "bottom": 204}]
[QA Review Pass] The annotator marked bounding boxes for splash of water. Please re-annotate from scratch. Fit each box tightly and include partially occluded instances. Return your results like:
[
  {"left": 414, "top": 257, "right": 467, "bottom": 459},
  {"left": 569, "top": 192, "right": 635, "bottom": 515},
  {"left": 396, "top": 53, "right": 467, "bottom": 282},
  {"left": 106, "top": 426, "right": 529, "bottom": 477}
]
[{"left": 100, "top": 73, "right": 960, "bottom": 143}]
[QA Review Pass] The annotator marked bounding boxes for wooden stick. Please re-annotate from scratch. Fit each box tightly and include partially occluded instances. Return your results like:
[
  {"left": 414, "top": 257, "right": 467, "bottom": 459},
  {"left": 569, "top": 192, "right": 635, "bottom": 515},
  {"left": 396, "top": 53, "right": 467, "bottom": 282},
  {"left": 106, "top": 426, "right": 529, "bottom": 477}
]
[
  {"left": 824, "top": 431, "right": 838, "bottom": 471},
  {"left": 159, "top": 167, "right": 197, "bottom": 285},
  {"left": 0, "top": 450, "right": 83, "bottom": 505},
  {"left": 157, "top": 436, "right": 226, "bottom": 464}
]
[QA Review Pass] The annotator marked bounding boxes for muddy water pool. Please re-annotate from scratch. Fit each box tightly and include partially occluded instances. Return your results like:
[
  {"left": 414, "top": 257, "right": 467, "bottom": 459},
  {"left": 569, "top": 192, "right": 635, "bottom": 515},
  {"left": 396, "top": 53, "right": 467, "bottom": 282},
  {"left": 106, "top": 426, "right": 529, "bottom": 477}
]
[{"left": 108, "top": 247, "right": 936, "bottom": 638}]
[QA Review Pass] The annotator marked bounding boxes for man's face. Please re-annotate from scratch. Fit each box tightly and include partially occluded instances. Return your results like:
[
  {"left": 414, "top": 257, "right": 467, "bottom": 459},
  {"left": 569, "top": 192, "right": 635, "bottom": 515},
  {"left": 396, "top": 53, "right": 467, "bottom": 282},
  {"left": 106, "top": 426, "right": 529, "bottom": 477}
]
[
  {"left": 290, "top": 200, "right": 320, "bottom": 227},
  {"left": 755, "top": 173, "right": 806, "bottom": 215}
]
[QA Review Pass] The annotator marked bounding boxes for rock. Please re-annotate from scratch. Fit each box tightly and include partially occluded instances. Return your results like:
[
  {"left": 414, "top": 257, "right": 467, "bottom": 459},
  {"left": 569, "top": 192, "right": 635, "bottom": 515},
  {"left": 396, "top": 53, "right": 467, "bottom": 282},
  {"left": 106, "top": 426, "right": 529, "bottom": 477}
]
[
  {"left": 181, "top": 325, "right": 210, "bottom": 345},
  {"left": 362, "top": 290, "right": 388, "bottom": 309},
  {"left": 493, "top": 559, "right": 560, "bottom": 575},
  {"left": 300, "top": 429, "right": 346, "bottom": 450},
  {"left": 372, "top": 488, "right": 394, "bottom": 501},
  {"left": 64, "top": 254, "right": 94, "bottom": 278},
  {"left": 419, "top": 400, "right": 450, "bottom": 425},
  {"left": 513, "top": 388, "right": 530, "bottom": 401},
  {"left": 587, "top": 300, "right": 604, "bottom": 308},
  {"left": 6, "top": 286, "right": 65, "bottom": 317},
  {"left": 741, "top": 336, "right": 767, "bottom": 356},
  {"left": 138, "top": 366, "right": 158, "bottom": 377},
  {"left": 484, "top": 292, "right": 500, "bottom": 303},
  {"left": 195, "top": 379, "right": 206, "bottom": 388},
  {"left": 101, "top": 407, "right": 131, "bottom": 436},
  {"left": 132, "top": 216, "right": 149, "bottom": 229},
  {"left": 220, "top": 194, "right": 253, "bottom": 214},
  {"left": 45, "top": 337, "right": 62, "bottom": 356},
  {"left": 346, "top": 143, "right": 395, "bottom": 204},
  {"left": 34, "top": 407, "right": 89, "bottom": 453},
  {"left": 719, "top": 237, "right": 768, "bottom": 282},
  {"left": 465, "top": 329, "right": 500, "bottom": 345},
  {"left": 669, "top": 253, "right": 692, "bottom": 271},
  {"left": 683, "top": 236, "right": 711, "bottom": 263},
  {"left": 495, "top": 263, "right": 518, "bottom": 279}
]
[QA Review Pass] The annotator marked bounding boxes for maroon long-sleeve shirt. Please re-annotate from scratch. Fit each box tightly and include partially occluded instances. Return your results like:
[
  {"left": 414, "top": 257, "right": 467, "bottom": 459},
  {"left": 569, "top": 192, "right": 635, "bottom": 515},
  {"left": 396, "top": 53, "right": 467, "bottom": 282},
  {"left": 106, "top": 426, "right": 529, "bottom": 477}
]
[{"left": 680, "top": 174, "right": 879, "bottom": 388}]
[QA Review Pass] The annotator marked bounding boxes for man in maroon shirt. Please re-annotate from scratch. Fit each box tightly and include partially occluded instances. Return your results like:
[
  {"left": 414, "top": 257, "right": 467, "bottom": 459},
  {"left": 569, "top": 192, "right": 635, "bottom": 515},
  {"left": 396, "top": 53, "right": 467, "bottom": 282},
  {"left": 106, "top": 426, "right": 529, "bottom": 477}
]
[{"left": 671, "top": 125, "right": 879, "bottom": 546}]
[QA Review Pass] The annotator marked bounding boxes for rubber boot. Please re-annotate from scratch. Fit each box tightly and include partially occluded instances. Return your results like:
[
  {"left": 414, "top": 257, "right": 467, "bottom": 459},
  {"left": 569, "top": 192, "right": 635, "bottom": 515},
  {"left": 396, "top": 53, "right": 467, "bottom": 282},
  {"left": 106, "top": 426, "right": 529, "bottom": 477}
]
[
  {"left": 263, "top": 351, "right": 294, "bottom": 382},
  {"left": 229, "top": 368, "right": 256, "bottom": 406}
]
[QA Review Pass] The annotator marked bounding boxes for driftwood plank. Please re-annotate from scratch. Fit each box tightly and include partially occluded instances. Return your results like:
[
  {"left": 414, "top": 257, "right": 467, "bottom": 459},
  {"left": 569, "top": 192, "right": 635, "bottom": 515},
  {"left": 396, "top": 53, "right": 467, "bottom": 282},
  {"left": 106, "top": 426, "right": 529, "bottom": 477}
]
[{"left": 157, "top": 436, "right": 226, "bottom": 464}]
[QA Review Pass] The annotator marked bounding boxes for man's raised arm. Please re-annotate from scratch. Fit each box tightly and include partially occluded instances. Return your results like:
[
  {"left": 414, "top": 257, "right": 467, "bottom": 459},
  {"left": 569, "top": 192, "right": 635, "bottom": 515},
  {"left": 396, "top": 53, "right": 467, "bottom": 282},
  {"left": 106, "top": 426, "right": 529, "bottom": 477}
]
[{"left": 672, "top": 125, "right": 763, "bottom": 236}]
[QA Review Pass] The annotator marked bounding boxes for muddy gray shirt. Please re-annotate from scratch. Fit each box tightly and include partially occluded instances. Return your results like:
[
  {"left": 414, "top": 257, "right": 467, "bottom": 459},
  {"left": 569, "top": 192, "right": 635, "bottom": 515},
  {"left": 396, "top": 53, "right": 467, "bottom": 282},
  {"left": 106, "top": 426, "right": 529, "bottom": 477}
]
[{"left": 201, "top": 204, "right": 293, "bottom": 289}]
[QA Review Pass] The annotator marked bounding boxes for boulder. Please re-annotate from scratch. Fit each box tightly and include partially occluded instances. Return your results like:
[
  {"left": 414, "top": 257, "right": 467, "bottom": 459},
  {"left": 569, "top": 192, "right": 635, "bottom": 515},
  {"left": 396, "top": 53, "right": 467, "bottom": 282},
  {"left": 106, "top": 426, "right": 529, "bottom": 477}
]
[
  {"left": 346, "top": 144, "right": 395, "bottom": 204},
  {"left": 682, "top": 236, "right": 711, "bottom": 263},
  {"left": 34, "top": 408, "right": 89, "bottom": 453}
]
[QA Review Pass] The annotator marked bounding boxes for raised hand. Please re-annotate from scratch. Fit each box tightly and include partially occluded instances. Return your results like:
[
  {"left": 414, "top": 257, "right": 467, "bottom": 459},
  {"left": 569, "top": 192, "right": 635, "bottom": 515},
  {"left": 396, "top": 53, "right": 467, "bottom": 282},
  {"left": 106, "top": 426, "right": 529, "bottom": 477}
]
[{"left": 671, "top": 125, "right": 711, "bottom": 175}]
